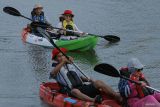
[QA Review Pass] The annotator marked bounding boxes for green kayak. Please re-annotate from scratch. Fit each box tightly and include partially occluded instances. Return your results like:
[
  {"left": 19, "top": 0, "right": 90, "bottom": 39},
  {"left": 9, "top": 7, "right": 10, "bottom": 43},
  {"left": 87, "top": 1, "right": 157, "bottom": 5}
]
[
  {"left": 22, "top": 28, "right": 98, "bottom": 51},
  {"left": 55, "top": 36, "right": 98, "bottom": 51}
]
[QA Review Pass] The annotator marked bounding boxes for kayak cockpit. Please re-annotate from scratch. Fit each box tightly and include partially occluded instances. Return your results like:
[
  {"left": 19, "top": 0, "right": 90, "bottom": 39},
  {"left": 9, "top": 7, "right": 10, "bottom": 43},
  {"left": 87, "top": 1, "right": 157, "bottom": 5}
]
[{"left": 39, "top": 82, "right": 122, "bottom": 107}]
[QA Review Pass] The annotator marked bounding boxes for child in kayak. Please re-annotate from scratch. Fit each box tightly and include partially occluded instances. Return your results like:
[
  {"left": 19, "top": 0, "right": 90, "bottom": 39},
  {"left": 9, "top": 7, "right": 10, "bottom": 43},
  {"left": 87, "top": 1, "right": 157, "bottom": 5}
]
[
  {"left": 50, "top": 48, "right": 122, "bottom": 104},
  {"left": 57, "top": 10, "right": 85, "bottom": 40},
  {"left": 31, "top": 4, "right": 49, "bottom": 24},
  {"left": 118, "top": 58, "right": 160, "bottom": 107},
  {"left": 29, "top": 4, "right": 52, "bottom": 34}
]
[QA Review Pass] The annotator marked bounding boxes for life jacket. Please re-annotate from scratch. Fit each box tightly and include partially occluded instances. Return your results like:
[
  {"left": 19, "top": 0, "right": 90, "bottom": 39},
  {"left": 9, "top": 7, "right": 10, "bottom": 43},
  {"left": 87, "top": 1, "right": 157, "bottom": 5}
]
[
  {"left": 130, "top": 73, "right": 151, "bottom": 98},
  {"left": 119, "top": 67, "right": 151, "bottom": 98},
  {"left": 31, "top": 11, "right": 45, "bottom": 23},
  {"left": 57, "top": 64, "right": 83, "bottom": 89},
  {"left": 62, "top": 20, "right": 75, "bottom": 36}
]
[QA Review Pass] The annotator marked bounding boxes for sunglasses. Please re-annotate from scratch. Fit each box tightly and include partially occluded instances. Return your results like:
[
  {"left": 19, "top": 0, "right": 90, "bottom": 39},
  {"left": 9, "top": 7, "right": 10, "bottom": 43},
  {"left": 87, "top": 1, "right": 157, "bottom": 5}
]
[
  {"left": 64, "top": 15, "right": 72, "bottom": 17},
  {"left": 136, "top": 68, "right": 143, "bottom": 72}
]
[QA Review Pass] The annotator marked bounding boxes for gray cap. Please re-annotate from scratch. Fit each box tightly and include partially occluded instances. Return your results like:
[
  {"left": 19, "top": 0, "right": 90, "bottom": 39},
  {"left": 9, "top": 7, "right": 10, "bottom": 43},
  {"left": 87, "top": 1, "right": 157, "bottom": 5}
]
[{"left": 127, "top": 58, "right": 144, "bottom": 73}]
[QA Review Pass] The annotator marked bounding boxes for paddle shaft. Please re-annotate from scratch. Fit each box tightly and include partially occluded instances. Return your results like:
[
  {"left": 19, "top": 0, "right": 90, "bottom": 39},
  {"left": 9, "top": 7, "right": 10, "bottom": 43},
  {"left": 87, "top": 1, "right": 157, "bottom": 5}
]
[
  {"left": 51, "top": 39, "right": 89, "bottom": 79},
  {"left": 37, "top": 27, "right": 89, "bottom": 80},
  {"left": 3, "top": 6, "right": 120, "bottom": 42},
  {"left": 146, "top": 86, "right": 160, "bottom": 93},
  {"left": 120, "top": 75, "right": 141, "bottom": 85},
  {"left": 21, "top": 15, "right": 32, "bottom": 21},
  {"left": 120, "top": 75, "right": 160, "bottom": 92},
  {"left": 56, "top": 29, "right": 108, "bottom": 38}
]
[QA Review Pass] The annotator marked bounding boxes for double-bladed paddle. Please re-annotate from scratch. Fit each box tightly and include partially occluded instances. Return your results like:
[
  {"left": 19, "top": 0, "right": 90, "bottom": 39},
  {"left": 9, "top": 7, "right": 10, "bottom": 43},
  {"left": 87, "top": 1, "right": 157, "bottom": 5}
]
[
  {"left": 94, "top": 63, "right": 160, "bottom": 93},
  {"left": 37, "top": 27, "right": 89, "bottom": 80},
  {"left": 3, "top": 6, "right": 120, "bottom": 43}
]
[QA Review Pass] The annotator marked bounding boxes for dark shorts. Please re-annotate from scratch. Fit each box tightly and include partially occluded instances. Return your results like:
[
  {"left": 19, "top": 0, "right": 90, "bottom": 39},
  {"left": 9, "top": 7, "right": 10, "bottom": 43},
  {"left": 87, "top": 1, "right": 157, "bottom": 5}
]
[{"left": 76, "top": 84, "right": 100, "bottom": 98}]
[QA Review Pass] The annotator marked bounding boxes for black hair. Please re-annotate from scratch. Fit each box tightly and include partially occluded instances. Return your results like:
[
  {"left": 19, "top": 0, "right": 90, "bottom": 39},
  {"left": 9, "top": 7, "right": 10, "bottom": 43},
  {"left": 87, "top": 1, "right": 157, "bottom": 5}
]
[{"left": 59, "top": 16, "right": 65, "bottom": 22}]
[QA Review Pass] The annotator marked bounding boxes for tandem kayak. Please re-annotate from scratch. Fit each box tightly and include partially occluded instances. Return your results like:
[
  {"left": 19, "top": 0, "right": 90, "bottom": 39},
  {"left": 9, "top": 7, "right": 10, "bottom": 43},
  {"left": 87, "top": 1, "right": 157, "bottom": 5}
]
[
  {"left": 21, "top": 28, "right": 98, "bottom": 51},
  {"left": 39, "top": 82, "right": 122, "bottom": 107}
]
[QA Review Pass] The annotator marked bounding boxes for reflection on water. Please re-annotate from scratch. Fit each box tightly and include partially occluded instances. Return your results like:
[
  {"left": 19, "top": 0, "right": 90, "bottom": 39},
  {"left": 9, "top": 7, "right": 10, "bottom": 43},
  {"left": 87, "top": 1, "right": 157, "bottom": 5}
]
[
  {"left": 105, "top": 41, "right": 120, "bottom": 48},
  {"left": 26, "top": 45, "right": 51, "bottom": 82},
  {"left": 25, "top": 45, "right": 99, "bottom": 83},
  {"left": 68, "top": 49, "right": 99, "bottom": 65}
]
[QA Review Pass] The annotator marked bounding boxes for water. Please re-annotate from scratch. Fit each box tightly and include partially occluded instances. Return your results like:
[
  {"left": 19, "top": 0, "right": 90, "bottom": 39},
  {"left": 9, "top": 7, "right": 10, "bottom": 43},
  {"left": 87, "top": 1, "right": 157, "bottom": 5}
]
[{"left": 0, "top": 0, "right": 160, "bottom": 106}]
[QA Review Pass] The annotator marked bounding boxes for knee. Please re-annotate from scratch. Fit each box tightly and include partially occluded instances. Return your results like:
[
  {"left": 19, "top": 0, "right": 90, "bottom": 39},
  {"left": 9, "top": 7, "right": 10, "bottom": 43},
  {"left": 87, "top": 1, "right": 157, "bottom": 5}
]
[
  {"left": 94, "top": 80, "right": 104, "bottom": 86},
  {"left": 71, "top": 89, "right": 80, "bottom": 95}
]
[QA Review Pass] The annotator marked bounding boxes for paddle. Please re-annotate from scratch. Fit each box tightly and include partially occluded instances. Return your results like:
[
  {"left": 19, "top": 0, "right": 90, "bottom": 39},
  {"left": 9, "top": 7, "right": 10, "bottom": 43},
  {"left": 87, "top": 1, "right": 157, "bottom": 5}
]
[
  {"left": 94, "top": 63, "right": 160, "bottom": 93},
  {"left": 3, "top": 6, "right": 120, "bottom": 43},
  {"left": 3, "top": 6, "right": 32, "bottom": 21},
  {"left": 37, "top": 27, "right": 89, "bottom": 80},
  {"left": 55, "top": 29, "right": 120, "bottom": 43},
  {"left": 86, "top": 34, "right": 120, "bottom": 42}
]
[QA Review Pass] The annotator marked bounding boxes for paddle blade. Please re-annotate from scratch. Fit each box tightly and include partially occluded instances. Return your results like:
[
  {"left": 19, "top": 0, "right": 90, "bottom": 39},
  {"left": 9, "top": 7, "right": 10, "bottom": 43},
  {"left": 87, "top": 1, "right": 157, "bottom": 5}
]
[
  {"left": 3, "top": 7, "right": 21, "bottom": 16},
  {"left": 94, "top": 63, "right": 120, "bottom": 77},
  {"left": 104, "top": 35, "right": 120, "bottom": 42}
]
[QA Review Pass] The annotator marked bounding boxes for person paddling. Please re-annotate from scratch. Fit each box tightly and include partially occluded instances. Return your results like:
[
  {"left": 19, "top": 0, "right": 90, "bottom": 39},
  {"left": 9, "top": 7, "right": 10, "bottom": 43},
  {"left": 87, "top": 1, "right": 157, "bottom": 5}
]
[
  {"left": 118, "top": 58, "right": 160, "bottom": 107},
  {"left": 31, "top": 4, "right": 49, "bottom": 24},
  {"left": 29, "top": 4, "right": 56, "bottom": 36},
  {"left": 50, "top": 48, "right": 122, "bottom": 104},
  {"left": 57, "top": 10, "right": 85, "bottom": 40}
]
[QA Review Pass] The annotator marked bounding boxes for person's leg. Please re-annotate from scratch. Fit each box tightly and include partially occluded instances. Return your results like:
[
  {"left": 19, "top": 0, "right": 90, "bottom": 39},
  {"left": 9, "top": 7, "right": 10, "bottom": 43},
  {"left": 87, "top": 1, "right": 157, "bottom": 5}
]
[
  {"left": 71, "top": 89, "right": 94, "bottom": 102},
  {"left": 93, "top": 80, "right": 122, "bottom": 103}
]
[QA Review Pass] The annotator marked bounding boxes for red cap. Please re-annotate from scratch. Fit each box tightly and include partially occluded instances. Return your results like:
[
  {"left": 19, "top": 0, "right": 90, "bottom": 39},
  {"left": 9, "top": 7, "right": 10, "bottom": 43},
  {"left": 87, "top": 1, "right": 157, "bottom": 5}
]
[
  {"left": 52, "top": 48, "right": 67, "bottom": 60},
  {"left": 62, "top": 10, "right": 74, "bottom": 17}
]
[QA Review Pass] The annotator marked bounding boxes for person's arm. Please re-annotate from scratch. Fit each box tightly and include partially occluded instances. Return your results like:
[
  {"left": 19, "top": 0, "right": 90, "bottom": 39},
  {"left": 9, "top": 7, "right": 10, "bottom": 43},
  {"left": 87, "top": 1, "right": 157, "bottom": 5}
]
[
  {"left": 139, "top": 73, "right": 150, "bottom": 86},
  {"left": 57, "top": 22, "right": 62, "bottom": 28},
  {"left": 56, "top": 23, "right": 65, "bottom": 34},
  {"left": 74, "top": 24, "right": 83, "bottom": 34},
  {"left": 50, "top": 56, "right": 73, "bottom": 77},
  {"left": 81, "top": 76, "right": 94, "bottom": 82},
  {"left": 50, "top": 61, "right": 65, "bottom": 77}
]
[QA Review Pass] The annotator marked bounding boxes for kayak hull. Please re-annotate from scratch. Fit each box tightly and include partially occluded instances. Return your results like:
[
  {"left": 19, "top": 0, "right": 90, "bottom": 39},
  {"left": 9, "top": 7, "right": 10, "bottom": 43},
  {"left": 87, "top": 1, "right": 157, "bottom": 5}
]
[
  {"left": 21, "top": 28, "right": 98, "bottom": 51},
  {"left": 39, "top": 82, "right": 122, "bottom": 107}
]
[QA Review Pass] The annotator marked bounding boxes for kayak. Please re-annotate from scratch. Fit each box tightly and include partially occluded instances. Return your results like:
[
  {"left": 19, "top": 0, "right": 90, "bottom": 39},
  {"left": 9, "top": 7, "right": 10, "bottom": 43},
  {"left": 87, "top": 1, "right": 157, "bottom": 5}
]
[
  {"left": 39, "top": 82, "right": 122, "bottom": 107},
  {"left": 21, "top": 28, "right": 98, "bottom": 51}
]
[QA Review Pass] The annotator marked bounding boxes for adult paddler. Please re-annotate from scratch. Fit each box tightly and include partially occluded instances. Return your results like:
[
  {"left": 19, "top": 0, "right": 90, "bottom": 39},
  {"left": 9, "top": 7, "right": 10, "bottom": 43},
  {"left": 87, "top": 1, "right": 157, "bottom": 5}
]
[{"left": 50, "top": 48, "right": 122, "bottom": 104}]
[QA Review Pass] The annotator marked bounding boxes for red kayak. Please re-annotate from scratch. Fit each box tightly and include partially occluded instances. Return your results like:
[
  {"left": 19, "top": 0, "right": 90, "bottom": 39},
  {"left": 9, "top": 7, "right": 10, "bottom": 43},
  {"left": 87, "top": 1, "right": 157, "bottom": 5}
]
[{"left": 39, "top": 82, "right": 122, "bottom": 107}]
